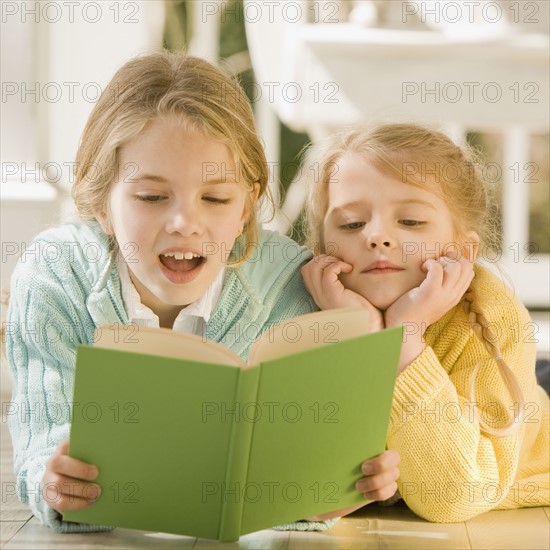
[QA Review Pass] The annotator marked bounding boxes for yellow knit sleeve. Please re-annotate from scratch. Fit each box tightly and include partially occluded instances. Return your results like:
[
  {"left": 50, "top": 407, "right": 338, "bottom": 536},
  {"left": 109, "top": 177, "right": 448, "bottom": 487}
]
[{"left": 386, "top": 274, "right": 548, "bottom": 522}]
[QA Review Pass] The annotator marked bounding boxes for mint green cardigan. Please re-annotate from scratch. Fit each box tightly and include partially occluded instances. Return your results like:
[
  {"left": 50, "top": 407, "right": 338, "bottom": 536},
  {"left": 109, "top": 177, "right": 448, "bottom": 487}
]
[{"left": 6, "top": 221, "right": 338, "bottom": 533}]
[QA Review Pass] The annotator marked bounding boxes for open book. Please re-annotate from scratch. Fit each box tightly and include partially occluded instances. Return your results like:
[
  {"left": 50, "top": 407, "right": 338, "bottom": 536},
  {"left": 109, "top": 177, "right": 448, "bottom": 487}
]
[{"left": 64, "top": 308, "right": 403, "bottom": 541}]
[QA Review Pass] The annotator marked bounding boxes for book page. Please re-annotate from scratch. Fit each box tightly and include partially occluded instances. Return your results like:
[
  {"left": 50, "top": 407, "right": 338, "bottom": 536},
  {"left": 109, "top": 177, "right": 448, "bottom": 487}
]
[
  {"left": 248, "top": 307, "right": 370, "bottom": 364},
  {"left": 94, "top": 325, "right": 245, "bottom": 367}
]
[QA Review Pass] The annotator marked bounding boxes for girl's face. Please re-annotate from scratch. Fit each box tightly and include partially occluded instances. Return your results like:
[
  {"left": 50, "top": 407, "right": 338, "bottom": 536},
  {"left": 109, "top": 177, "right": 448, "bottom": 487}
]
[
  {"left": 323, "top": 153, "right": 476, "bottom": 311},
  {"left": 101, "top": 119, "right": 255, "bottom": 320}
]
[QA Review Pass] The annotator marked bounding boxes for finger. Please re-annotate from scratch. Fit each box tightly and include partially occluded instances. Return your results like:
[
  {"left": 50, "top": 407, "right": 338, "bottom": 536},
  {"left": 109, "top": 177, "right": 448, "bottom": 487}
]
[
  {"left": 445, "top": 247, "right": 460, "bottom": 261},
  {"left": 48, "top": 494, "right": 97, "bottom": 514},
  {"left": 56, "top": 439, "right": 70, "bottom": 456},
  {"left": 321, "top": 260, "right": 352, "bottom": 279},
  {"left": 48, "top": 452, "right": 99, "bottom": 481},
  {"left": 43, "top": 474, "right": 102, "bottom": 501},
  {"left": 301, "top": 257, "right": 332, "bottom": 299},
  {"left": 311, "top": 254, "right": 341, "bottom": 266},
  {"left": 361, "top": 450, "right": 400, "bottom": 475},
  {"left": 416, "top": 260, "right": 444, "bottom": 301},
  {"left": 438, "top": 257, "right": 463, "bottom": 288},
  {"left": 362, "top": 482, "right": 399, "bottom": 503},
  {"left": 305, "top": 255, "right": 340, "bottom": 291},
  {"left": 356, "top": 467, "right": 400, "bottom": 493},
  {"left": 301, "top": 261, "right": 320, "bottom": 303},
  {"left": 442, "top": 256, "right": 474, "bottom": 294},
  {"left": 50, "top": 496, "right": 96, "bottom": 514},
  {"left": 301, "top": 258, "right": 331, "bottom": 305},
  {"left": 454, "top": 257, "right": 475, "bottom": 292},
  {"left": 320, "top": 261, "right": 351, "bottom": 299}
]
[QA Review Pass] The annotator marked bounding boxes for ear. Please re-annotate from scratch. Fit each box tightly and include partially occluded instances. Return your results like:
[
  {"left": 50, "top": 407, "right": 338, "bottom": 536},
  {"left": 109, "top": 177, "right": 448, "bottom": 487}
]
[
  {"left": 250, "top": 182, "right": 261, "bottom": 205},
  {"left": 95, "top": 209, "right": 113, "bottom": 236},
  {"left": 462, "top": 231, "right": 480, "bottom": 262},
  {"left": 241, "top": 182, "right": 261, "bottom": 224}
]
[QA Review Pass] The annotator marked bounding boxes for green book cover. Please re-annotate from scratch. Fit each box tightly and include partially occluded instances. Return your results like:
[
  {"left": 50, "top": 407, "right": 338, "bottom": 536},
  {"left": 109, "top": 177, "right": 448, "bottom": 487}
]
[{"left": 64, "top": 308, "right": 402, "bottom": 541}]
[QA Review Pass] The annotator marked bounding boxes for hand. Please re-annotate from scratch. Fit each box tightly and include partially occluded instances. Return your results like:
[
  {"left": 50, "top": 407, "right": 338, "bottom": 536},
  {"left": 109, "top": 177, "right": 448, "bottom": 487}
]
[
  {"left": 385, "top": 255, "right": 475, "bottom": 372},
  {"left": 301, "top": 255, "right": 384, "bottom": 332},
  {"left": 385, "top": 255, "right": 475, "bottom": 329},
  {"left": 42, "top": 440, "right": 101, "bottom": 513},
  {"left": 355, "top": 449, "right": 400, "bottom": 502},
  {"left": 306, "top": 450, "right": 401, "bottom": 522}
]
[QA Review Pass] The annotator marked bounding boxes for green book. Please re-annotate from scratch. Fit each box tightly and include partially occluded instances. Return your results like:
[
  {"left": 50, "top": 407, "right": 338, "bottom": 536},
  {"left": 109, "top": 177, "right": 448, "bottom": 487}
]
[{"left": 64, "top": 307, "right": 402, "bottom": 541}]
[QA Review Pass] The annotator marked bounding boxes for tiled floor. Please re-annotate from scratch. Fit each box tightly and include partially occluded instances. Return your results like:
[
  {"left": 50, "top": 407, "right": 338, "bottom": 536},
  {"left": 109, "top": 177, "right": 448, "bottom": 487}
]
[{"left": 1, "top": 410, "right": 549, "bottom": 550}]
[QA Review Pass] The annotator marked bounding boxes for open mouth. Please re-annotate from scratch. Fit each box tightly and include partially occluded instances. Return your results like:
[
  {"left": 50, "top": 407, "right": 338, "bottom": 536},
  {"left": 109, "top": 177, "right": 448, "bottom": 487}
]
[{"left": 159, "top": 251, "right": 206, "bottom": 273}]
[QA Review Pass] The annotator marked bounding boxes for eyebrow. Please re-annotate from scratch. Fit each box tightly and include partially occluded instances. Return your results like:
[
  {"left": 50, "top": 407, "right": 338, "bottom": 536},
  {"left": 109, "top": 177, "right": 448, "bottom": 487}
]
[
  {"left": 135, "top": 174, "right": 238, "bottom": 185},
  {"left": 135, "top": 174, "right": 168, "bottom": 183},
  {"left": 328, "top": 198, "right": 438, "bottom": 216},
  {"left": 395, "top": 199, "right": 438, "bottom": 210}
]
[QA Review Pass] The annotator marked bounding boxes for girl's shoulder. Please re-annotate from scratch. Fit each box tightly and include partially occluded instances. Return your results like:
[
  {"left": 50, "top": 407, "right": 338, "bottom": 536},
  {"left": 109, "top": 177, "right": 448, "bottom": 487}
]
[
  {"left": 11, "top": 220, "right": 113, "bottom": 291},
  {"left": 471, "top": 263, "right": 531, "bottom": 325},
  {"left": 237, "top": 228, "right": 312, "bottom": 276},
  {"left": 30, "top": 219, "right": 109, "bottom": 249},
  {"left": 233, "top": 228, "right": 313, "bottom": 303}
]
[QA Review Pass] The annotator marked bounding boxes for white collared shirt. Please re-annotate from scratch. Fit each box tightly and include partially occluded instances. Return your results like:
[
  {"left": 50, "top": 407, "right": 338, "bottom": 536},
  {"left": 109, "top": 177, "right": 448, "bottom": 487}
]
[{"left": 117, "top": 254, "right": 225, "bottom": 335}]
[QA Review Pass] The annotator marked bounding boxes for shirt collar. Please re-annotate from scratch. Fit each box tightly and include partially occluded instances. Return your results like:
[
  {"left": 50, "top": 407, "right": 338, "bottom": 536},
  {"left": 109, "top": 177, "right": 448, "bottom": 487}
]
[{"left": 117, "top": 253, "right": 225, "bottom": 328}]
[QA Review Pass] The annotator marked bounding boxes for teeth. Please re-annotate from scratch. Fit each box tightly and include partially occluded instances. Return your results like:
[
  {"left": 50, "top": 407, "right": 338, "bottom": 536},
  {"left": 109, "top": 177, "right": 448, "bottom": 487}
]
[{"left": 162, "top": 251, "right": 200, "bottom": 260}]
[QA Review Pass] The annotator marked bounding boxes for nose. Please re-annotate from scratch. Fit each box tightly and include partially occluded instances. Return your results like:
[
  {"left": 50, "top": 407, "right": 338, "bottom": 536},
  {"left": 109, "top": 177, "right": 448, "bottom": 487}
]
[
  {"left": 365, "top": 219, "right": 397, "bottom": 250},
  {"left": 165, "top": 204, "right": 203, "bottom": 237}
]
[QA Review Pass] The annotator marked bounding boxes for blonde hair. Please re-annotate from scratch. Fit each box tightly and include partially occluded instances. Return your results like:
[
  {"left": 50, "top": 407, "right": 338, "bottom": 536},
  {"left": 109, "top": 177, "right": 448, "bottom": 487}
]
[
  {"left": 72, "top": 51, "right": 270, "bottom": 264},
  {"left": 302, "top": 123, "right": 524, "bottom": 436}
]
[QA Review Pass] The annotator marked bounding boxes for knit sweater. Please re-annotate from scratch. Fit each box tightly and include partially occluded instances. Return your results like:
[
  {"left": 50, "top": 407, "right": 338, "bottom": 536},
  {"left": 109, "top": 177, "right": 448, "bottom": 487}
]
[
  {"left": 6, "top": 221, "right": 340, "bottom": 533},
  {"left": 387, "top": 264, "right": 550, "bottom": 522}
]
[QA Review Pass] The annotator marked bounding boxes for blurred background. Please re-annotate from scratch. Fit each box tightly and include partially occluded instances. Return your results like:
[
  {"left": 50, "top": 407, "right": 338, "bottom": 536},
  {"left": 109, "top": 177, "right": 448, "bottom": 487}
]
[{"left": 1, "top": 1, "right": 549, "bottom": 374}]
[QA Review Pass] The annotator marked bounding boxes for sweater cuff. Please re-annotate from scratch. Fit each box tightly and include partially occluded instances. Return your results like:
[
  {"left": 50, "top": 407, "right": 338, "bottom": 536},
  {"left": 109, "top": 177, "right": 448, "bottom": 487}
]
[
  {"left": 271, "top": 517, "right": 340, "bottom": 532},
  {"left": 47, "top": 508, "right": 113, "bottom": 533},
  {"left": 390, "top": 345, "right": 449, "bottom": 431}
]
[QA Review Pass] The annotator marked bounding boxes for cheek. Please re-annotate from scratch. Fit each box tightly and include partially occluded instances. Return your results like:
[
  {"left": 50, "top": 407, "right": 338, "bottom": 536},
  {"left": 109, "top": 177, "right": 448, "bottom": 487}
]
[
  {"left": 327, "top": 235, "right": 359, "bottom": 261},
  {"left": 115, "top": 214, "right": 142, "bottom": 239},
  {"left": 111, "top": 209, "right": 152, "bottom": 251},
  {"left": 322, "top": 227, "right": 344, "bottom": 257},
  {"left": 402, "top": 253, "right": 426, "bottom": 281},
  {"left": 218, "top": 204, "right": 247, "bottom": 235}
]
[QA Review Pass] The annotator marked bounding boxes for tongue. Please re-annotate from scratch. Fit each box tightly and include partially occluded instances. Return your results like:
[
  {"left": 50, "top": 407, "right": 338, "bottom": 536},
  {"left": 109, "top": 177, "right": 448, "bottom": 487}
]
[{"left": 160, "top": 255, "right": 202, "bottom": 273}]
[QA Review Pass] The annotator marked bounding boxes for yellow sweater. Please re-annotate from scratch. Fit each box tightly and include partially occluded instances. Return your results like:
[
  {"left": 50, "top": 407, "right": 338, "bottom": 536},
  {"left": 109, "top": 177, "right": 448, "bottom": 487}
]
[{"left": 387, "top": 265, "right": 549, "bottom": 522}]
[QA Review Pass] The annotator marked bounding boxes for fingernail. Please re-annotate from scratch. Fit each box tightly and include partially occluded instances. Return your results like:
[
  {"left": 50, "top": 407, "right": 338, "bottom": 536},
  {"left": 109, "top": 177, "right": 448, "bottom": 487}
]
[
  {"left": 87, "top": 485, "right": 101, "bottom": 500},
  {"left": 362, "top": 462, "right": 374, "bottom": 474},
  {"left": 86, "top": 467, "right": 99, "bottom": 480}
]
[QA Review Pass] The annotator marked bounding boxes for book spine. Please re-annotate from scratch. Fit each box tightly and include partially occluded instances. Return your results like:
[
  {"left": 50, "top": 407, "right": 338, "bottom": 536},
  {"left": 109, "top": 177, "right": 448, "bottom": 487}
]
[{"left": 218, "top": 367, "right": 261, "bottom": 542}]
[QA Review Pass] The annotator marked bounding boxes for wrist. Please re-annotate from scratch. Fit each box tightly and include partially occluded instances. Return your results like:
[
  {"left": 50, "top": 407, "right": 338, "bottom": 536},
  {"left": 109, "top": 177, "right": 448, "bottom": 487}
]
[
  {"left": 383, "top": 311, "right": 404, "bottom": 329},
  {"left": 397, "top": 333, "right": 426, "bottom": 374}
]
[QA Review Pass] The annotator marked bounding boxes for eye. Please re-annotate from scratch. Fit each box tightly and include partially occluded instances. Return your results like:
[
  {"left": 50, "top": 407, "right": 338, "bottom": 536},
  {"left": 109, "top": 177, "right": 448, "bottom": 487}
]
[
  {"left": 203, "top": 196, "right": 230, "bottom": 205},
  {"left": 340, "top": 222, "right": 365, "bottom": 230},
  {"left": 399, "top": 219, "right": 425, "bottom": 227},
  {"left": 136, "top": 195, "right": 166, "bottom": 203}
]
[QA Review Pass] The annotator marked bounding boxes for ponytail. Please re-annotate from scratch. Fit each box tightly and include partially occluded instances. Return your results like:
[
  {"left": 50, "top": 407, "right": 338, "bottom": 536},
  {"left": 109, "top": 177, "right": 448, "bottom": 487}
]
[{"left": 463, "top": 290, "right": 525, "bottom": 436}]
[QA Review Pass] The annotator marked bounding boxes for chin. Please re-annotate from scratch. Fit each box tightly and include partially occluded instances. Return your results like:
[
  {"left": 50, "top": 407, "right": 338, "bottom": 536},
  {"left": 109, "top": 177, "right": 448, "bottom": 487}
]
[
  {"left": 363, "top": 294, "right": 397, "bottom": 312},
  {"left": 372, "top": 302, "right": 392, "bottom": 312}
]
